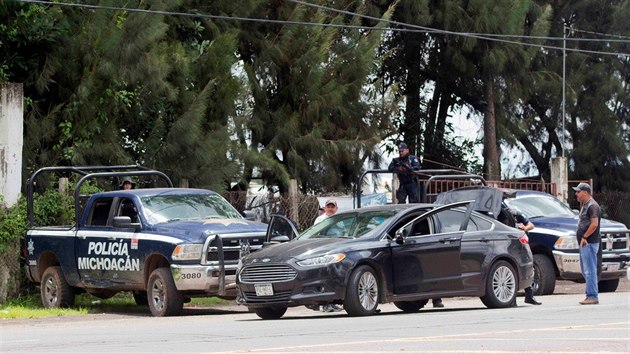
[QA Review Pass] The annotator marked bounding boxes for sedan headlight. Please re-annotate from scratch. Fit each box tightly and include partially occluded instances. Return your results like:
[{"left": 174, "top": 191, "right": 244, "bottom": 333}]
[
  {"left": 296, "top": 253, "right": 346, "bottom": 268},
  {"left": 554, "top": 235, "right": 579, "bottom": 250},
  {"left": 172, "top": 244, "right": 203, "bottom": 260}
]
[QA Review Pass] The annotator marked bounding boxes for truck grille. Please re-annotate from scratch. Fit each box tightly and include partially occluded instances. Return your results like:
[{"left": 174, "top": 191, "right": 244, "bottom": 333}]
[
  {"left": 205, "top": 233, "right": 265, "bottom": 264},
  {"left": 601, "top": 231, "right": 629, "bottom": 252},
  {"left": 239, "top": 264, "right": 297, "bottom": 283}
]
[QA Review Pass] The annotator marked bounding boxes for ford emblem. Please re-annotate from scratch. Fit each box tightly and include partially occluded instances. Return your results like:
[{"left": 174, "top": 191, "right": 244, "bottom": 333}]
[{"left": 262, "top": 258, "right": 271, "bottom": 263}]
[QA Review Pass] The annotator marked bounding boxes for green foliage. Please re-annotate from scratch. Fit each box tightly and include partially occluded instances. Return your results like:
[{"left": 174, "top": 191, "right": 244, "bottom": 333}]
[
  {"left": 2, "top": 0, "right": 628, "bottom": 196},
  {"left": 0, "top": 190, "right": 74, "bottom": 253}
]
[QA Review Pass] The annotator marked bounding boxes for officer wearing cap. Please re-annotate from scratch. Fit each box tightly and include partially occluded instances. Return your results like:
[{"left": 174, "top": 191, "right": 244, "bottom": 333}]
[
  {"left": 573, "top": 182, "right": 601, "bottom": 305},
  {"left": 388, "top": 142, "right": 421, "bottom": 203}
]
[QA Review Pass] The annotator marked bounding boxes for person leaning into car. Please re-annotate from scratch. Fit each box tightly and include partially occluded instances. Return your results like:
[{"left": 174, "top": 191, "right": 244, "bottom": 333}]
[
  {"left": 573, "top": 182, "right": 601, "bottom": 305},
  {"left": 509, "top": 207, "right": 542, "bottom": 305}
]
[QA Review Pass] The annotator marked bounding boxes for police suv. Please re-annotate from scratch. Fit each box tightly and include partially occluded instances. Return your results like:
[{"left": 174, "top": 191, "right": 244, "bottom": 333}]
[{"left": 24, "top": 166, "right": 267, "bottom": 316}]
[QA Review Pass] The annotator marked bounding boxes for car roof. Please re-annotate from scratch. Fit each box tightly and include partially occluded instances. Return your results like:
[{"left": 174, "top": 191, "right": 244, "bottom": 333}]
[{"left": 93, "top": 188, "right": 218, "bottom": 198}]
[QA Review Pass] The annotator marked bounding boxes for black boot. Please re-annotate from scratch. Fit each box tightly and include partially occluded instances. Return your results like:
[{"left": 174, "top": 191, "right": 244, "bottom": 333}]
[
  {"left": 524, "top": 287, "right": 541, "bottom": 305},
  {"left": 432, "top": 299, "right": 444, "bottom": 308}
]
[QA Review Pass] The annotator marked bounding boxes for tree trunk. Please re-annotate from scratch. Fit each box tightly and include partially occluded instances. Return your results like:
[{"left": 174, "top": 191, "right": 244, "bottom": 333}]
[
  {"left": 402, "top": 32, "right": 423, "bottom": 152},
  {"left": 483, "top": 78, "right": 501, "bottom": 180}
]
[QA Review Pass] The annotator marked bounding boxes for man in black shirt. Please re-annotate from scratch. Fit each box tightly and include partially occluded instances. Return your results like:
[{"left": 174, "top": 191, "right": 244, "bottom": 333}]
[{"left": 573, "top": 182, "right": 601, "bottom": 305}]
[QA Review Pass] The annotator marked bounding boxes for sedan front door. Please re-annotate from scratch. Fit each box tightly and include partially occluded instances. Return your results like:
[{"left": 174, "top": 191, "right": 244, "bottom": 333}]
[{"left": 391, "top": 202, "right": 473, "bottom": 296}]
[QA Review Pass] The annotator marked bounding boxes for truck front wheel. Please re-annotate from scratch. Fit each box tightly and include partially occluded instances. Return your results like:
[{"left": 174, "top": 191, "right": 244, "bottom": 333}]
[
  {"left": 147, "top": 268, "right": 183, "bottom": 317},
  {"left": 40, "top": 266, "right": 75, "bottom": 308},
  {"left": 533, "top": 254, "right": 556, "bottom": 295},
  {"left": 598, "top": 279, "right": 619, "bottom": 293}
]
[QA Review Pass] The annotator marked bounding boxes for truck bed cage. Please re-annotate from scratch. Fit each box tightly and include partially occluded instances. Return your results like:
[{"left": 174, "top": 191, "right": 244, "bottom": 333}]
[
  {"left": 27, "top": 165, "right": 173, "bottom": 228},
  {"left": 354, "top": 169, "right": 486, "bottom": 208}
]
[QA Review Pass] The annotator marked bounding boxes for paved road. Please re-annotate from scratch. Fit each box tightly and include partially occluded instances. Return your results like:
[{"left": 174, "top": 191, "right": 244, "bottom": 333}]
[{"left": 2, "top": 279, "right": 629, "bottom": 354}]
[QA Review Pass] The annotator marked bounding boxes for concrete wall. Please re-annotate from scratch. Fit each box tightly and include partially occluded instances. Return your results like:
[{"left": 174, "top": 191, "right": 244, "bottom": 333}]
[
  {"left": 550, "top": 156, "right": 568, "bottom": 203},
  {"left": 0, "top": 83, "right": 23, "bottom": 207}
]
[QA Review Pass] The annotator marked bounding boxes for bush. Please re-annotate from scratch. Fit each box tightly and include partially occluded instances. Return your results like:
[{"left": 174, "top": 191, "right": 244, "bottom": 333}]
[{"left": 0, "top": 190, "right": 75, "bottom": 303}]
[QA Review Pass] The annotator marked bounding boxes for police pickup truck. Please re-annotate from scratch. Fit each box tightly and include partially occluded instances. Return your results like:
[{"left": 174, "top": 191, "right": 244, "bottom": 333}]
[{"left": 24, "top": 166, "right": 267, "bottom": 316}]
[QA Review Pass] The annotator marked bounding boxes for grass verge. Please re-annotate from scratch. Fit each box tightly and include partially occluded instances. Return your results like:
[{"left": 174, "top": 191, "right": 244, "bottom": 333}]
[{"left": 0, "top": 292, "right": 235, "bottom": 319}]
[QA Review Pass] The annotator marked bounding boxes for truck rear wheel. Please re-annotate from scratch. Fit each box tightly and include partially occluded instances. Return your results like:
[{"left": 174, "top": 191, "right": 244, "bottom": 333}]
[
  {"left": 598, "top": 279, "right": 619, "bottom": 293},
  {"left": 40, "top": 266, "right": 75, "bottom": 308},
  {"left": 533, "top": 254, "right": 556, "bottom": 295},
  {"left": 147, "top": 268, "right": 183, "bottom": 317}
]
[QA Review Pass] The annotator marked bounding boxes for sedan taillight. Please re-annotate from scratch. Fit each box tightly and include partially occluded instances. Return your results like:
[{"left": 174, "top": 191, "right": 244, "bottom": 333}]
[{"left": 519, "top": 234, "right": 529, "bottom": 245}]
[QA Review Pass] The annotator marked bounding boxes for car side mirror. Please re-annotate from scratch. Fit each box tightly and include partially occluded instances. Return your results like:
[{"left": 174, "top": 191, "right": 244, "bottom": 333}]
[
  {"left": 394, "top": 228, "right": 408, "bottom": 245},
  {"left": 262, "top": 235, "right": 291, "bottom": 248},
  {"left": 241, "top": 210, "right": 256, "bottom": 221},
  {"left": 113, "top": 216, "right": 140, "bottom": 230}
]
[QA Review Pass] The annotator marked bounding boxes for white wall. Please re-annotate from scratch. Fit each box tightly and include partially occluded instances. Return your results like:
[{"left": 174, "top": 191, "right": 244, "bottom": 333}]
[{"left": 0, "top": 83, "right": 23, "bottom": 207}]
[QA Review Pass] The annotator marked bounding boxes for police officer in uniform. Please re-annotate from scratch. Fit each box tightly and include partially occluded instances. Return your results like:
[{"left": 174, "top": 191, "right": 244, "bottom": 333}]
[{"left": 388, "top": 142, "right": 421, "bottom": 203}]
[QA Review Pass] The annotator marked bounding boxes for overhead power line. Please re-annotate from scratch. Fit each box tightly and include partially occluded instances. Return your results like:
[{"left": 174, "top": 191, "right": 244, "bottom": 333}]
[
  {"left": 288, "top": 0, "right": 630, "bottom": 56},
  {"left": 571, "top": 27, "right": 630, "bottom": 40},
  {"left": 14, "top": 0, "right": 630, "bottom": 57}
]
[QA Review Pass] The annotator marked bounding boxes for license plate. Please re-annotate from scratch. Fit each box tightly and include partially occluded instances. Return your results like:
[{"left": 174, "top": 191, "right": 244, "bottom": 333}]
[
  {"left": 255, "top": 283, "right": 274, "bottom": 296},
  {"left": 605, "top": 264, "right": 619, "bottom": 271}
]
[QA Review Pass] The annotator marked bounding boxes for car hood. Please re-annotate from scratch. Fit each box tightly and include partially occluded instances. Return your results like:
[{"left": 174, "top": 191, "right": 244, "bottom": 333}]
[
  {"left": 530, "top": 216, "right": 627, "bottom": 234},
  {"left": 243, "top": 238, "right": 348, "bottom": 262},
  {"left": 149, "top": 218, "right": 268, "bottom": 243}
]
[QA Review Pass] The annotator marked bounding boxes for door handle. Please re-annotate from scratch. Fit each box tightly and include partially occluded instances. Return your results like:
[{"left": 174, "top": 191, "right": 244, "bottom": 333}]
[
  {"left": 77, "top": 234, "right": 86, "bottom": 240},
  {"left": 440, "top": 237, "right": 459, "bottom": 243},
  {"left": 479, "top": 237, "right": 490, "bottom": 243}
]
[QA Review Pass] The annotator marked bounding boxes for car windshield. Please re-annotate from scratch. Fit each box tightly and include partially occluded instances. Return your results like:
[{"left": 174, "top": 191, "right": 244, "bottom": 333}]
[
  {"left": 141, "top": 193, "right": 242, "bottom": 224},
  {"left": 504, "top": 195, "right": 575, "bottom": 219},
  {"left": 298, "top": 210, "right": 397, "bottom": 240}
]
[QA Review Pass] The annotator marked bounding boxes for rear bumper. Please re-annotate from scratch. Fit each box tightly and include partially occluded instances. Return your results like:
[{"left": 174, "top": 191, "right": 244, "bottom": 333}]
[{"left": 552, "top": 250, "right": 629, "bottom": 281}]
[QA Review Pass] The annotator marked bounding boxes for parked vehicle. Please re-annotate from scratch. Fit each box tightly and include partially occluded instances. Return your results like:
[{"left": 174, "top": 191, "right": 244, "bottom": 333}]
[
  {"left": 436, "top": 187, "right": 630, "bottom": 295},
  {"left": 236, "top": 201, "right": 534, "bottom": 319},
  {"left": 24, "top": 166, "right": 267, "bottom": 316}
]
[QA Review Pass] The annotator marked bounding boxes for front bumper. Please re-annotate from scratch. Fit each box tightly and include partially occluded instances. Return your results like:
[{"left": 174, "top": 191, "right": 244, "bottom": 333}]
[
  {"left": 236, "top": 263, "right": 347, "bottom": 308},
  {"left": 552, "top": 250, "right": 630, "bottom": 281},
  {"left": 171, "top": 264, "right": 237, "bottom": 296}
]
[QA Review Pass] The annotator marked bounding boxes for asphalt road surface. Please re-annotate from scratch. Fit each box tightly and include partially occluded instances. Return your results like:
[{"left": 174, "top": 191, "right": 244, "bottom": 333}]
[{"left": 2, "top": 279, "right": 629, "bottom": 353}]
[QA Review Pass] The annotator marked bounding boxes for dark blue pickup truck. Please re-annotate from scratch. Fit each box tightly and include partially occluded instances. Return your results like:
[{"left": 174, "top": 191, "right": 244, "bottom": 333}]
[
  {"left": 24, "top": 166, "right": 267, "bottom": 316},
  {"left": 437, "top": 187, "right": 630, "bottom": 295}
]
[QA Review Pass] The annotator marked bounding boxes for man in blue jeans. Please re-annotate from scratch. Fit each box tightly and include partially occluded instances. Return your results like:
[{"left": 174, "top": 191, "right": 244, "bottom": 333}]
[{"left": 573, "top": 182, "right": 601, "bottom": 305}]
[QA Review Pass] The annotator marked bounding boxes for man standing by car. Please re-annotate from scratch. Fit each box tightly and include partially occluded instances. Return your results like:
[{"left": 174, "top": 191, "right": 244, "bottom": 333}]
[
  {"left": 573, "top": 182, "right": 601, "bottom": 305},
  {"left": 388, "top": 142, "right": 421, "bottom": 203}
]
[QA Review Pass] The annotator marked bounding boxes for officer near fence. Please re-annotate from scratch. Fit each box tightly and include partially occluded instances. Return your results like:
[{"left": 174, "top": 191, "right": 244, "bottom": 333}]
[{"left": 388, "top": 142, "right": 421, "bottom": 203}]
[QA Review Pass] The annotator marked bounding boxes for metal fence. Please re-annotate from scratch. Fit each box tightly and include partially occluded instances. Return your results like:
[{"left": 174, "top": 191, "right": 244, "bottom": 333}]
[{"left": 220, "top": 191, "right": 321, "bottom": 232}]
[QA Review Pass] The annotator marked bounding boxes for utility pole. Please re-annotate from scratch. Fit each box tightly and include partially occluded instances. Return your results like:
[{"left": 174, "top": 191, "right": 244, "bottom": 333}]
[{"left": 562, "top": 25, "right": 567, "bottom": 157}]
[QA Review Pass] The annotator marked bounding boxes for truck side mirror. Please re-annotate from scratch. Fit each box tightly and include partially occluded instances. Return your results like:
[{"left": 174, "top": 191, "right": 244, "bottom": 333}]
[
  {"left": 113, "top": 216, "right": 140, "bottom": 230},
  {"left": 241, "top": 210, "right": 256, "bottom": 221}
]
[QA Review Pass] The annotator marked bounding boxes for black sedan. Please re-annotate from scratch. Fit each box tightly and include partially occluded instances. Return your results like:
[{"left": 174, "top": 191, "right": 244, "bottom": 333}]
[{"left": 236, "top": 201, "right": 534, "bottom": 319}]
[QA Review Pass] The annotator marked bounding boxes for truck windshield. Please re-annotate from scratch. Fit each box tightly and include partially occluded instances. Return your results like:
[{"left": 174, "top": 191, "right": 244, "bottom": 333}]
[
  {"left": 504, "top": 195, "right": 576, "bottom": 219},
  {"left": 141, "top": 193, "right": 241, "bottom": 224}
]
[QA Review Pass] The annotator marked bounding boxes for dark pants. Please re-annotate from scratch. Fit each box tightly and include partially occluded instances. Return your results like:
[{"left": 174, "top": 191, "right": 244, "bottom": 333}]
[
  {"left": 396, "top": 181, "right": 418, "bottom": 203},
  {"left": 525, "top": 286, "right": 534, "bottom": 299}
]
